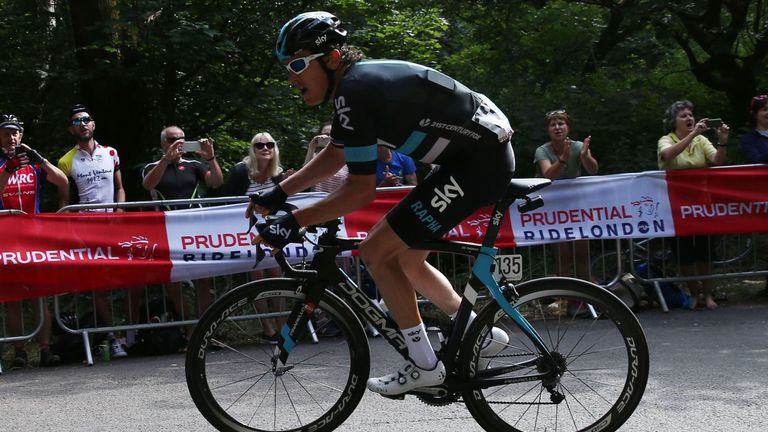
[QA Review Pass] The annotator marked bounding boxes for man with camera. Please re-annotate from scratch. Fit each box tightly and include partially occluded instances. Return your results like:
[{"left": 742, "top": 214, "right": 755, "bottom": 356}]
[
  {"left": 140, "top": 126, "right": 222, "bottom": 338},
  {"left": 0, "top": 113, "right": 68, "bottom": 368},
  {"left": 141, "top": 125, "right": 222, "bottom": 203}
]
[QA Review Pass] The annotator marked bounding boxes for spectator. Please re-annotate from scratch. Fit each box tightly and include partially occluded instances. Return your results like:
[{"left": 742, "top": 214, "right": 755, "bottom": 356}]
[
  {"left": 740, "top": 94, "right": 768, "bottom": 163},
  {"left": 57, "top": 104, "right": 132, "bottom": 357},
  {"left": 658, "top": 100, "right": 730, "bottom": 310},
  {"left": 739, "top": 94, "right": 768, "bottom": 295},
  {"left": 303, "top": 120, "right": 348, "bottom": 193},
  {"left": 141, "top": 126, "right": 223, "bottom": 331},
  {"left": 534, "top": 109, "right": 598, "bottom": 281},
  {"left": 224, "top": 132, "right": 292, "bottom": 343},
  {"left": 376, "top": 145, "right": 417, "bottom": 187},
  {"left": 0, "top": 114, "right": 68, "bottom": 367}
]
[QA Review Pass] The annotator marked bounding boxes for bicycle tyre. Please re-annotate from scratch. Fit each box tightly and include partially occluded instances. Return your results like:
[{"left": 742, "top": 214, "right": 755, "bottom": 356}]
[
  {"left": 185, "top": 278, "right": 370, "bottom": 432},
  {"left": 461, "top": 277, "right": 649, "bottom": 432}
]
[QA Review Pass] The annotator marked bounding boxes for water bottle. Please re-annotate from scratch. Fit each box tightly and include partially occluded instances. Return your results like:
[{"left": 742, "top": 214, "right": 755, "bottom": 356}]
[{"left": 100, "top": 341, "right": 111, "bottom": 362}]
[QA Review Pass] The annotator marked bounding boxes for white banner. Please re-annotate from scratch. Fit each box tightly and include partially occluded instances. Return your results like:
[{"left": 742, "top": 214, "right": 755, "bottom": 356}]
[
  {"left": 510, "top": 171, "right": 675, "bottom": 246},
  {"left": 165, "top": 193, "right": 349, "bottom": 282}
]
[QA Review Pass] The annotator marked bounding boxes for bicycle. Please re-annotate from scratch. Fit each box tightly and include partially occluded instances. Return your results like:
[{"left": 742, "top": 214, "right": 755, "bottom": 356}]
[{"left": 185, "top": 178, "right": 650, "bottom": 432}]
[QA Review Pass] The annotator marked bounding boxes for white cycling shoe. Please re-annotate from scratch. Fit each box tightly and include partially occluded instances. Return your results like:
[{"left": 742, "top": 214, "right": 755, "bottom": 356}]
[
  {"left": 478, "top": 326, "right": 509, "bottom": 370},
  {"left": 367, "top": 361, "right": 446, "bottom": 396}
]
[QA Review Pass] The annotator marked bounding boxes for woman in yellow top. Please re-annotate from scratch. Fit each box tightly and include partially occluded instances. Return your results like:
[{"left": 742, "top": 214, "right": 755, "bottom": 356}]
[{"left": 657, "top": 100, "right": 730, "bottom": 309}]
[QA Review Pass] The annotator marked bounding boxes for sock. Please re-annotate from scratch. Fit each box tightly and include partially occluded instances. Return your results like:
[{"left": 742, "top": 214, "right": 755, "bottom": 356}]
[
  {"left": 449, "top": 310, "right": 477, "bottom": 335},
  {"left": 401, "top": 322, "right": 438, "bottom": 369}
]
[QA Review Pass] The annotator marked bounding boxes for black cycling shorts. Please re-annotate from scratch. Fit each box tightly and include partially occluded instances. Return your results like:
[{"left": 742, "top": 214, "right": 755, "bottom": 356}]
[{"left": 386, "top": 140, "right": 516, "bottom": 246}]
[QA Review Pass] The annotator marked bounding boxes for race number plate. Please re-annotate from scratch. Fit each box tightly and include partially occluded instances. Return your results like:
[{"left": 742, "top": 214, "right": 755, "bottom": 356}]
[{"left": 493, "top": 254, "right": 523, "bottom": 281}]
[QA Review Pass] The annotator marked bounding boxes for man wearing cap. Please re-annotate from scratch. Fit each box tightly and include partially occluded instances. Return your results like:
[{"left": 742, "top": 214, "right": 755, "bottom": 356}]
[
  {"left": 0, "top": 114, "right": 68, "bottom": 368},
  {"left": 0, "top": 114, "right": 68, "bottom": 212}
]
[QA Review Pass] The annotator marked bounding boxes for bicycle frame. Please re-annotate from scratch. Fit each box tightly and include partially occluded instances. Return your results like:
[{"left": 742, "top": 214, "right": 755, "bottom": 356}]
[{"left": 270, "top": 186, "right": 560, "bottom": 391}]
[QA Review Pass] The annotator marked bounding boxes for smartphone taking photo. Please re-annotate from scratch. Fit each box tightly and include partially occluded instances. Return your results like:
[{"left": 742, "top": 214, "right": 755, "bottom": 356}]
[
  {"left": 182, "top": 141, "right": 201, "bottom": 152},
  {"left": 705, "top": 118, "right": 723, "bottom": 129}
]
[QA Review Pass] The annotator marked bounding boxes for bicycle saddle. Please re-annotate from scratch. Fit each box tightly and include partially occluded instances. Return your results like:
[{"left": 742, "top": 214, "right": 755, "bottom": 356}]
[{"left": 504, "top": 178, "right": 551, "bottom": 198}]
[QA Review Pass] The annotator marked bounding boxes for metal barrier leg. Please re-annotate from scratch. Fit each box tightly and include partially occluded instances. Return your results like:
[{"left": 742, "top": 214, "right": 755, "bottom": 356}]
[
  {"left": 587, "top": 303, "right": 598, "bottom": 319},
  {"left": 307, "top": 320, "right": 318, "bottom": 344},
  {"left": 654, "top": 281, "right": 669, "bottom": 312},
  {"left": 83, "top": 331, "right": 94, "bottom": 366}
]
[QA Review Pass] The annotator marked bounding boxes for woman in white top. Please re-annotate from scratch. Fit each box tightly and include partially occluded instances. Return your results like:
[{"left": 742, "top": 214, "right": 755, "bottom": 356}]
[{"left": 303, "top": 121, "right": 348, "bottom": 193}]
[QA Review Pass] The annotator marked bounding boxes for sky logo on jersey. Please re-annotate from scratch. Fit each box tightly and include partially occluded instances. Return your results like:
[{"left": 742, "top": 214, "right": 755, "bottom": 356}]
[
  {"left": 268, "top": 223, "right": 293, "bottom": 239},
  {"left": 334, "top": 96, "right": 354, "bottom": 130},
  {"left": 431, "top": 176, "right": 464, "bottom": 213}
]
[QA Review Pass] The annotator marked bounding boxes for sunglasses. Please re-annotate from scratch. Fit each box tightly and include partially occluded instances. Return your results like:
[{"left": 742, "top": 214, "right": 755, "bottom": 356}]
[
  {"left": 546, "top": 109, "right": 567, "bottom": 118},
  {"left": 165, "top": 136, "right": 185, "bottom": 143},
  {"left": 749, "top": 95, "right": 767, "bottom": 112},
  {"left": 285, "top": 53, "right": 325, "bottom": 75},
  {"left": 254, "top": 142, "right": 275, "bottom": 149},
  {"left": 70, "top": 116, "right": 93, "bottom": 126}
]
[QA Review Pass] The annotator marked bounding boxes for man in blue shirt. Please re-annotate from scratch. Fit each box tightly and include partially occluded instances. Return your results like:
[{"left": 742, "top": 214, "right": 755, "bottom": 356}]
[{"left": 376, "top": 145, "right": 417, "bottom": 186}]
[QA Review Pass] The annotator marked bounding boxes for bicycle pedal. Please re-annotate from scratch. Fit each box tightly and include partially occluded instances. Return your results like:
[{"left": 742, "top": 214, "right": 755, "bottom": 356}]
[
  {"left": 409, "top": 386, "right": 448, "bottom": 397},
  {"left": 379, "top": 393, "right": 406, "bottom": 400}
]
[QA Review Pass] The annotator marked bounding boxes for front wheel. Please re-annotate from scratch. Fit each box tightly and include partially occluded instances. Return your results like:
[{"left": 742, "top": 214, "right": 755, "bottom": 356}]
[
  {"left": 185, "top": 279, "right": 370, "bottom": 432},
  {"left": 461, "top": 277, "right": 649, "bottom": 432}
]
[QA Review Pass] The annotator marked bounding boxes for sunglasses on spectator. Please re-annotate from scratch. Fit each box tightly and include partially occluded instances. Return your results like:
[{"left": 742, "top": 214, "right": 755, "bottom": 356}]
[
  {"left": 254, "top": 142, "right": 276, "bottom": 149},
  {"left": 285, "top": 53, "right": 325, "bottom": 75},
  {"left": 165, "top": 136, "right": 185, "bottom": 143},
  {"left": 70, "top": 116, "right": 93, "bottom": 126},
  {"left": 749, "top": 95, "right": 767, "bottom": 112},
  {"left": 545, "top": 109, "right": 567, "bottom": 118}
]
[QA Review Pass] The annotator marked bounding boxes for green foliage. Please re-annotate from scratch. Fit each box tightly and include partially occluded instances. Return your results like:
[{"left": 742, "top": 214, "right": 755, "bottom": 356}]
[{"left": 0, "top": 0, "right": 765, "bottom": 199}]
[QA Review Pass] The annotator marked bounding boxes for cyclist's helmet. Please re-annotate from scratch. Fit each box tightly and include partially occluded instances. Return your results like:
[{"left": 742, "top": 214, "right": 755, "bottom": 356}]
[
  {"left": 275, "top": 11, "right": 347, "bottom": 62},
  {"left": 0, "top": 114, "right": 23, "bottom": 131}
]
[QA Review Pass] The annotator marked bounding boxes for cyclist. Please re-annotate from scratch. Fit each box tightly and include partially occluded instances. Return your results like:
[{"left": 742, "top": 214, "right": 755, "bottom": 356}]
[
  {"left": 0, "top": 114, "right": 69, "bottom": 367},
  {"left": 249, "top": 11, "right": 515, "bottom": 396}
]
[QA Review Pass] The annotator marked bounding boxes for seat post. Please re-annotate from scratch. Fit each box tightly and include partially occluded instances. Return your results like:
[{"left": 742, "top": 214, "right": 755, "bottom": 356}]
[{"left": 481, "top": 197, "right": 515, "bottom": 249}]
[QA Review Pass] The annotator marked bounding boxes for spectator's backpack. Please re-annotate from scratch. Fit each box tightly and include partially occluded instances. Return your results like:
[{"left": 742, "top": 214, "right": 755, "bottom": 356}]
[
  {"left": 130, "top": 297, "right": 186, "bottom": 356},
  {"left": 634, "top": 263, "right": 692, "bottom": 309},
  {"left": 52, "top": 312, "right": 94, "bottom": 364}
]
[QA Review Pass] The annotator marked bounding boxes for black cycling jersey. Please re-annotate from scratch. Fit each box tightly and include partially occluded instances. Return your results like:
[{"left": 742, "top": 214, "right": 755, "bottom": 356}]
[
  {"left": 330, "top": 60, "right": 514, "bottom": 175},
  {"left": 329, "top": 59, "right": 516, "bottom": 246},
  {"left": 142, "top": 159, "right": 208, "bottom": 209}
]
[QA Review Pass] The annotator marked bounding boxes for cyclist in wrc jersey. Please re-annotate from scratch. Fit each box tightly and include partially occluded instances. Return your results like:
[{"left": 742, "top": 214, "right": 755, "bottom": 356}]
[
  {"left": 0, "top": 114, "right": 68, "bottom": 368},
  {"left": 0, "top": 115, "right": 68, "bottom": 213},
  {"left": 248, "top": 11, "right": 515, "bottom": 396},
  {"left": 57, "top": 104, "right": 126, "bottom": 213}
]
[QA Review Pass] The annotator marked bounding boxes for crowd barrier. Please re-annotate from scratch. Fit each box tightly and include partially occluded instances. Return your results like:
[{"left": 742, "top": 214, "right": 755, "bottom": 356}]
[
  {"left": 3, "top": 187, "right": 767, "bottom": 369},
  {"left": 0, "top": 210, "right": 44, "bottom": 375}
]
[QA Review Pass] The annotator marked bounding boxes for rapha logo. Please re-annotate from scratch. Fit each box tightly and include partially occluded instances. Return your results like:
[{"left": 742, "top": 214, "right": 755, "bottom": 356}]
[
  {"left": 268, "top": 224, "right": 292, "bottom": 239},
  {"left": 118, "top": 236, "right": 157, "bottom": 261},
  {"left": 315, "top": 34, "right": 327, "bottom": 46},
  {"left": 334, "top": 96, "right": 354, "bottom": 130},
  {"left": 430, "top": 176, "right": 464, "bottom": 213},
  {"left": 419, "top": 118, "right": 431, "bottom": 127}
]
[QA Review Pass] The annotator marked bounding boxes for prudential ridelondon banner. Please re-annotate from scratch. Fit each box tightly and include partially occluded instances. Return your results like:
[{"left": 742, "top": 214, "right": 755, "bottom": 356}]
[{"left": 1, "top": 166, "right": 767, "bottom": 301}]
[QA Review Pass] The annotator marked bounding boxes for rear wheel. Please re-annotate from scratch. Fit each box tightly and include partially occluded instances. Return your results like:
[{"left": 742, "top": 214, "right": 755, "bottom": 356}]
[
  {"left": 185, "top": 279, "right": 369, "bottom": 432},
  {"left": 461, "top": 277, "right": 649, "bottom": 432}
]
